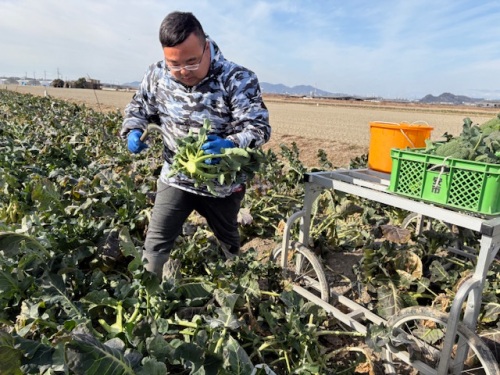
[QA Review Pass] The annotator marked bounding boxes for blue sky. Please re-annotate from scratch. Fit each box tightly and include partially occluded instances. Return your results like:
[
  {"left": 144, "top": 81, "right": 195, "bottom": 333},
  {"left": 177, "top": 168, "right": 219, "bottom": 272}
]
[{"left": 1, "top": 0, "right": 500, "bottom": 99}]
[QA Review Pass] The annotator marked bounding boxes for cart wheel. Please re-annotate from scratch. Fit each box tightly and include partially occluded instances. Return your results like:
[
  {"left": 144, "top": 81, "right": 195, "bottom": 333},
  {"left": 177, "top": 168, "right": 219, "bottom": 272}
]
[
  {"left": 401, "top": 212, "right": 456, "bottom": 233},
  {"left": 401, "top": 212, "right": 432, "bottom": 232},
  {"left": 271, "top": 241, "right": 330, "bottom": 302},
  {"left": 387, "top": 306, "right": 499, "bottom": 375},
  {"left": 402, "top": 213, "right": 467, "bottom": 250}
]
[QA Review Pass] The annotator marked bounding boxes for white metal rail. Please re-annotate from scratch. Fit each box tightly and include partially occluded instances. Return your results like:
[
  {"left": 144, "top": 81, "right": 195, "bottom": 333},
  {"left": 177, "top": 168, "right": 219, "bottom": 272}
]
[{"left": 279, "top": 168, "right": 500, "bottom": 374}]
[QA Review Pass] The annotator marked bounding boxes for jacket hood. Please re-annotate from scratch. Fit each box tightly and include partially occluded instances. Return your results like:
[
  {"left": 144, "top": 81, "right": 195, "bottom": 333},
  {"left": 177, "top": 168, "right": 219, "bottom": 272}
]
[
  {"left": 159, "top": 37, "right": 226, "bottom": 88},
  {"left": 206, "top": 37, "right": 225, "bottom": 79}
]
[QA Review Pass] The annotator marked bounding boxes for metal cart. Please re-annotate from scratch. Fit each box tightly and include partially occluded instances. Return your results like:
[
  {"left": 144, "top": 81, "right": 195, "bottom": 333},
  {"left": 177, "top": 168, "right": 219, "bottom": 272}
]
[{"left": 276, "top": 169, "right": 500, "bottom": 374}]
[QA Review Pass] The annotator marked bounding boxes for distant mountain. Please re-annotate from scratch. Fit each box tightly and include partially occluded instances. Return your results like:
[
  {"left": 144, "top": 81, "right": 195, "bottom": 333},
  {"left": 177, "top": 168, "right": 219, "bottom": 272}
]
[
  {"left": 419, "top": 92, "right": 482, "bottom": 104},
  {"left": 259, "top": 82, "right": 342, "bottom": 97},
  {"left": 259, "top": 82, "right": 290, "bottom": 94},
  {"left": 122, "top": 81, "right": 141, "bottom": 89},
  {"left": 120, "top": 80, "right": 343, "bottom": 97}
]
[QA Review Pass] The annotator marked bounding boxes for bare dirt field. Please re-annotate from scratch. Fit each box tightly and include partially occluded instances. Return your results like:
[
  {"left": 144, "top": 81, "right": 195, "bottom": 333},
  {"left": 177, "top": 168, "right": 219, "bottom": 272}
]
[{"left": 5, "top": 84, "right": 499, "bottom": 168}]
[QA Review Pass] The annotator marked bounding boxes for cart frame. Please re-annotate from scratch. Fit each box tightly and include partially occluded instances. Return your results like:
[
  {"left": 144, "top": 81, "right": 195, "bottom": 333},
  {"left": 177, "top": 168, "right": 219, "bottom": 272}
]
[{"left": 278, "top": 169, "right": 500, "bottom": 374}]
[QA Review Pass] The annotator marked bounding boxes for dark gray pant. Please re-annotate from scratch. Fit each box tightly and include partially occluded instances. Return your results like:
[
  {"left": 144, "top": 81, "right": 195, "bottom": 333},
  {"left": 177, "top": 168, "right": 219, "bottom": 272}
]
[{"left": 142, "top": 180, "right": 245, "bottom": 276}]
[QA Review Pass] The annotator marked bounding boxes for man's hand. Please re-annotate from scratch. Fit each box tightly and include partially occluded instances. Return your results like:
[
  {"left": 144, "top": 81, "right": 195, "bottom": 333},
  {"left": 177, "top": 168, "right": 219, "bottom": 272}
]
[
  {"left": 201, "top": 135, "right": 234, "bottom": 164},
  {"left": 127, "top": 129, "right": 148, "bottom": 154}
]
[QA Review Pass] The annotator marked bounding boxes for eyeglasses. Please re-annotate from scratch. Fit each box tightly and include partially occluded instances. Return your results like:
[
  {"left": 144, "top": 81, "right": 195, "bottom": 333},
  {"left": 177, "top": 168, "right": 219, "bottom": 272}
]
[{"left": 167, "top": 42, "right": 207, "bottom": 72}]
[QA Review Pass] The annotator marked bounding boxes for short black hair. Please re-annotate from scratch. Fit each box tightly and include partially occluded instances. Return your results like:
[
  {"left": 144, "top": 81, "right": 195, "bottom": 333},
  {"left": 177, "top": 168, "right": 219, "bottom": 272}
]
[{"left": 159, "top": 11, "right": 206, "bottom": 47}]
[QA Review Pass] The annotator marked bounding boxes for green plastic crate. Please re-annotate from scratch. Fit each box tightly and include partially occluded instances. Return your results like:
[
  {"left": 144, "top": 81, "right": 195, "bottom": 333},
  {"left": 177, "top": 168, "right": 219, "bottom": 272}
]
[{"left": 388, "top": 148, "right": 500, "bottom": 215}]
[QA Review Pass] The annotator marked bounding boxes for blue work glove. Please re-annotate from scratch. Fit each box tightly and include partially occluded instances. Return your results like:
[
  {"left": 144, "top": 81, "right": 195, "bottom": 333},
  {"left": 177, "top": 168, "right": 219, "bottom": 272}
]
[
  {"left": 201, "top": 135, "right": 235, "bottom": 164},
  {"left": 127, "top": 129, "right": 148, "bottom": 154}
]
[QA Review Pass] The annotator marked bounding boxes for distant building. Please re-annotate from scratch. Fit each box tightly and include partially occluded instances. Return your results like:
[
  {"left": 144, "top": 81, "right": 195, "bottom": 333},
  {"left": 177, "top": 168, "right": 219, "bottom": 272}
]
[
  {"left": 65, "top": 78, "right": 101, "bottom": 89},
  {"left": 475, "top": 100, "right": 500, "bottom": 108},
  {"left": 85, "top": 78, "right": 101, "bottom": 90}
]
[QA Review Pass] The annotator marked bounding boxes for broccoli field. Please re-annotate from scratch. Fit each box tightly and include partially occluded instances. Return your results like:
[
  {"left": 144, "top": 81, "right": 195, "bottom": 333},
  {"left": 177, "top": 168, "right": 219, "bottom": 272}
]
[{"left": 1, "top": 89, "right": 499, "bottom": 374}]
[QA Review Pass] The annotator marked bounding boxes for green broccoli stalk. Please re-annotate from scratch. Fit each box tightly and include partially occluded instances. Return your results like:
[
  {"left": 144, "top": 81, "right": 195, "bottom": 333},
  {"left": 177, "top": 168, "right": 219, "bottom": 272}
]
[
  {"left": 166, "top": 119, "right": 266, "bottom": 194},
  {"left": 173, "top": 135, "right": 223, "bottom": 180}
]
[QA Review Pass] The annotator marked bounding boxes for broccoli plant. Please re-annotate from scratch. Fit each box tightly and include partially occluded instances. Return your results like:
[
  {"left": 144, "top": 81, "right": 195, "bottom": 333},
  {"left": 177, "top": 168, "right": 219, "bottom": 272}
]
[{"left": 425, "top": 116, "right": 500, "bottom": 163}]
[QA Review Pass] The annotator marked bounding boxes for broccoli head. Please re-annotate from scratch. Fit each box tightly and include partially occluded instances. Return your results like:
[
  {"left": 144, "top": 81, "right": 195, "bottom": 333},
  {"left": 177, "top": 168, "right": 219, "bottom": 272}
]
[
  {"left": 480, "top": 113, "right": 500, "bottom": 135},
  {"left": 434, "top": 138, "right": 473, "bottom": 159}
]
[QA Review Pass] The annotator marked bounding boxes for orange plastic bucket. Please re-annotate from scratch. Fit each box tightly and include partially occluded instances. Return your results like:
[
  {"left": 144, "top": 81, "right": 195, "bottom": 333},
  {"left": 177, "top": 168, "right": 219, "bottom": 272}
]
[{"left": 368, "top": 121, "right": 433, "bottom": 173}]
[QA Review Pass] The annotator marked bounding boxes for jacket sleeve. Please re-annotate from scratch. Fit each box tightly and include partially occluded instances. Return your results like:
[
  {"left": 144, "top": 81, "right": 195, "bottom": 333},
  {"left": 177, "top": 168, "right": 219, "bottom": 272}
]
[
  {"left": 225, "top": 69, "right": 271, "bottom": 149},
  {"left": 120, "top": 64, "right": 160, "bottom": 139}
]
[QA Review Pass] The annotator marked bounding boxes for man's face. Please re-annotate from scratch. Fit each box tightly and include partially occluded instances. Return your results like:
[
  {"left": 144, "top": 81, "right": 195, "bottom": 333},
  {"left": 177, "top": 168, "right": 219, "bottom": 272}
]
[{"left": 163, "top": 33, "right": 210, "bottom": 87}]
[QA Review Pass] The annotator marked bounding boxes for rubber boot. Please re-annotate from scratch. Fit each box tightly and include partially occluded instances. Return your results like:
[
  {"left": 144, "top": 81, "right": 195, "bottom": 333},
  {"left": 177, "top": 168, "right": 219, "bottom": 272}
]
[
  {"left": 220, "top": 241, "right": 240, "bottom": 260},
  {"left": 142, "top": 251, "right": 170, "bottom": 279}
]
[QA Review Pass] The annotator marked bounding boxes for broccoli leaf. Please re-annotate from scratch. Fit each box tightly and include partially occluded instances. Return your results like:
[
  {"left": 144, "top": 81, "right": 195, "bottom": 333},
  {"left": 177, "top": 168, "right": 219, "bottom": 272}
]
[
  {"left": 66, "top": 334, "right": 141, "bottom": 375},
  {"left": 424, "top": 116, "right": 500, "bottom": 164}
]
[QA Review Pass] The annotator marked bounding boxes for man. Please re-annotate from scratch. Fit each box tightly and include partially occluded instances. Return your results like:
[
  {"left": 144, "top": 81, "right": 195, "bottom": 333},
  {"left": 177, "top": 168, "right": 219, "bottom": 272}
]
[{"left": 120, "top": 11, "right": 271, "bottom": 279}]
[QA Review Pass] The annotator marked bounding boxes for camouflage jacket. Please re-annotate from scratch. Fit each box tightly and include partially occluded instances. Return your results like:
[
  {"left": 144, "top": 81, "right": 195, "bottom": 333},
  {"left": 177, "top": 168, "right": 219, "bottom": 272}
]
[{"left": 120, "top": 38, "right": 271, "bottom": 197}]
